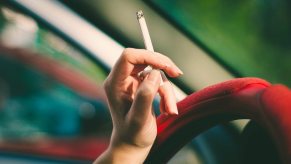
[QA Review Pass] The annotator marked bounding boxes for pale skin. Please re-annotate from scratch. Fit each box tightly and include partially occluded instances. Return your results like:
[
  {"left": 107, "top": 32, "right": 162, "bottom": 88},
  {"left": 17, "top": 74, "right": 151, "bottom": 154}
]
[{"left": 94, "top": 48, "right": 183, "bottom": 164}]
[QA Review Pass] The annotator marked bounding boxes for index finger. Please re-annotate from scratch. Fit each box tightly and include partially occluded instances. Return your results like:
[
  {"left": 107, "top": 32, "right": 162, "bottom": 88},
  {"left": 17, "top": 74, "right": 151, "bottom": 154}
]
[{"left": 110, "top": 48, "right": 182, "bottom": 81}]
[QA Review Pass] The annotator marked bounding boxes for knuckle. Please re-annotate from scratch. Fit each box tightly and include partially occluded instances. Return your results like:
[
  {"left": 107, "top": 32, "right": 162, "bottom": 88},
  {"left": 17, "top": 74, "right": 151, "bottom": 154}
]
[
  {"left": 122, "top": 48, "right": 134, "bottom": 59},
  {"left": 157, "top": 53, "right": 173, "bottom": 66},
  {"left": 137, "top": 83, "right": 156, "bottom": 99},
  {"left": 164, "top": 56, "right": 172, "bottom": 63}
]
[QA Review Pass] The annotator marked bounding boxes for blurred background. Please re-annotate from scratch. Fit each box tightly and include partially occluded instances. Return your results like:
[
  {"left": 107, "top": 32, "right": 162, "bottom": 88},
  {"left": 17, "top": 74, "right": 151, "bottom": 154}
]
[{"left": 0, "top": 0, "right": 289, "bottom": 163}]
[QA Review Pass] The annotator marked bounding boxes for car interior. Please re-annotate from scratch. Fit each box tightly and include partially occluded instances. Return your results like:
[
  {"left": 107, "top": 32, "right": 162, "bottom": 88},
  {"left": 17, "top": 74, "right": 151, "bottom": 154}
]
[{"left": 0, "top": 0, "right": 290, "bottom": 163}]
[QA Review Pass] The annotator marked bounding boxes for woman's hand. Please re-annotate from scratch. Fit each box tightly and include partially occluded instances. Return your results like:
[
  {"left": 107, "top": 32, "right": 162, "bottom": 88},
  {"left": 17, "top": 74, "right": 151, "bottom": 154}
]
[{"left": 94, "top": 48, "right": 182, "bottom": 163}]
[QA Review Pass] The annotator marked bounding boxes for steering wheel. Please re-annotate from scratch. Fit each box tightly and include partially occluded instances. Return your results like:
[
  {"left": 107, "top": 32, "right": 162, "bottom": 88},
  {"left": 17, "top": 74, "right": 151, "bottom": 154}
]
[{"left": 146, "top": 78, "right": 291, "bottom": 164}]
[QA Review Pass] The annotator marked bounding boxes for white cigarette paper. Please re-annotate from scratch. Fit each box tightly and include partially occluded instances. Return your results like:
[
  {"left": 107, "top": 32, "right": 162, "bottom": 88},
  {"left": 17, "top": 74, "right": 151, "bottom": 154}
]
[
  {"left": 136, "top": 10, "right": 164, "bottom": 85},
  {"left": 136, "top": 10, "right": 154, "bottom": 52}
]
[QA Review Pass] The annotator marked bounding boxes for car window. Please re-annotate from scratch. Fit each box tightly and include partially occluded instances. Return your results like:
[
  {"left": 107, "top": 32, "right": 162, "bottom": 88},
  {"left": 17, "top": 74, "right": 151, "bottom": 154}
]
[
  {"left": 147, "top": 0, "right": 291, "bottom": 87},
  {"left": 0, "top": 3, "right": 111, "bottom": 161},
  {"left": 61, "top": 0, "right": 236, "bottom": 93}
]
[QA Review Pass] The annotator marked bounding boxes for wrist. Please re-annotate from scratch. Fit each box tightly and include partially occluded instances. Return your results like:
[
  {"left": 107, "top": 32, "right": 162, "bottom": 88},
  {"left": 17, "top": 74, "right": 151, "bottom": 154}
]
[
  {"left": 94, "top": 142, "right": 152, "bottom": 164},
  {"left": 110, "top": 142, "right": 152, "bottom": 163}
]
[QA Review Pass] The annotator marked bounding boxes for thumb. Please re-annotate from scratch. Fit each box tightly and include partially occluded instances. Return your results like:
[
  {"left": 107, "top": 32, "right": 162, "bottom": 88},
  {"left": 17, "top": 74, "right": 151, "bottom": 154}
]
[{"left": 127, "top": 69, "right": 161, "bottom": 123}]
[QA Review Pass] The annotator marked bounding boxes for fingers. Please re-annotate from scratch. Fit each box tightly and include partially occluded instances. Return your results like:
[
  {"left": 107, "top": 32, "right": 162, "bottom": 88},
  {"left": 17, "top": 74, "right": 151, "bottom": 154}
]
[
  {"left": 136, "top": 70, "right": 178, "bottom": 115},
  {"left": 111, "top": 48, "right": 182, "bottom": 81},
  {"left": 159, "top": 96, "right": 166, "bottom": 115},
  {"left": 128, "top": 70, "right": 161, "bottom": 123},
  {"left": 154, "top": 52, "right": 183, "bottom": 77},
  {"left": 158, "top": 78, "right": 178, "bottom": 115}
]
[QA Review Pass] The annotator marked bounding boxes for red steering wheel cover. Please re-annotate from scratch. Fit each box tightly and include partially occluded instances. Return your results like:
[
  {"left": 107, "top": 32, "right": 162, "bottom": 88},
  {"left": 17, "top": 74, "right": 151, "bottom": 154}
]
[{"left": 146, "top": 78, "right": 291, "bottom": 164}]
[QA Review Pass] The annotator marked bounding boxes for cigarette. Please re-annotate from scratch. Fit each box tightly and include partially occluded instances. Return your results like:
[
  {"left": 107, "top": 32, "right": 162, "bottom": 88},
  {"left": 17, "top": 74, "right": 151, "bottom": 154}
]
[
  {"left": 136, "top": 10, "right": 178, "bottom": 115},
  {"left": 136, "top": 10, "right": 166, "bottom": 85},
  {"left": 136, "top": 10, "right": 154, "bottom": 52}
]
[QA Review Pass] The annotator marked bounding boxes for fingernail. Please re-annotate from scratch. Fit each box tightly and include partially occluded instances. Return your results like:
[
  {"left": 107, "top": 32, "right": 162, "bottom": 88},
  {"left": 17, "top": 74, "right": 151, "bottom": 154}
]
[
  {"left": 177, "top": 68, "right": 183, "bottom": 75},
  {"left": 172, "top": 105, "right": 179, "bottom": 115}
]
